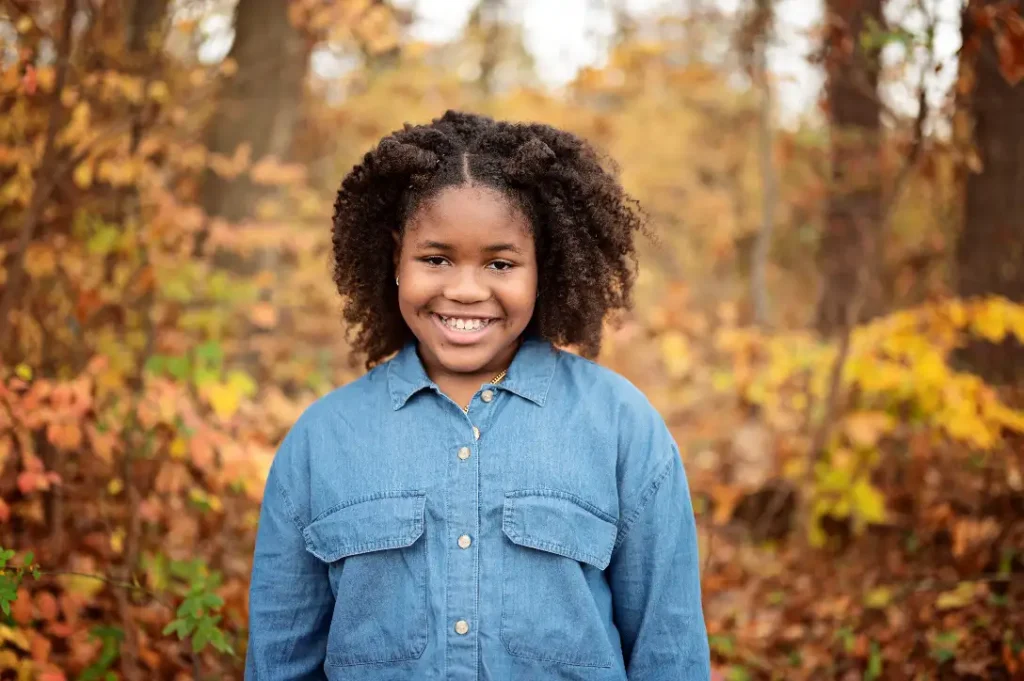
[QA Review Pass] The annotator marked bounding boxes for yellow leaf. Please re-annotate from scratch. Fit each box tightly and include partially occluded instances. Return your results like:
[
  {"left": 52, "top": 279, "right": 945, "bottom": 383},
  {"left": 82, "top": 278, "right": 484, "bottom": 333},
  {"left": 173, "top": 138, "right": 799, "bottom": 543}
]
[
  {"left": 227, "top": 370, "right": 257, "bottom": 398},
  {"left": 0, "top": 624, "right": 31, "bottom": 650},
  {"left": 73, "top": 161, "right": 93, "bottom": 189},
  {"left": 851, "top": 478, "right": 886, "bottom": 524},
  {"left": 169, "top": 436, "right": 188, "bottom": 460},
  {"left": 208, "top": 382, "right": 240, "bottom": 420},
  {"left": 56, "top": 573, "right": 104, "bottom": 599},
  {"left": 659, "top": 331, "right": 691, "bottom": 379},
  {"left": 970, "top": 298, "right": 1007, "bottom": 343},
  {"left": 864, "top": 586, "right": 891, "bottom": 609},
  {"left": 946, "top": 299, "right": 967, "bottom": 328},
  {"left": 14, "top": 363, "right": 32, "bottom": 381},
  {"left": 147, "top": 81, "right": 170, "bottom": 103},
  {"left": 107, "top": 478, "right": 123, "bottom": 496},
  {"left": 110, "top": 527, "right": 125, "bottom": 554},
  {"left": 16, "top": 16, "right": 33, "bottom": 33},
  {"left": 936, "top": 581, "right": 976, "bottom": 610}
]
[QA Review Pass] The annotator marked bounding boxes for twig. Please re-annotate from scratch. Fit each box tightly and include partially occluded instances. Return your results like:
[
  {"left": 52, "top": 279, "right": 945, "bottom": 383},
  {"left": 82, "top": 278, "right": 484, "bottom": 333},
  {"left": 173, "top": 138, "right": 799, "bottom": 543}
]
[
  {"left": 1, "top": 566, "right": 174, "bottom": 611},
  {"left": 752, "top": 17, "right": 776, "bottom": 327},
  {"left": 0, "top": 0, "right": 75, "bottom": 350},
  {"left": 794, "top": 18, "right": 935, "bottom": 549}
]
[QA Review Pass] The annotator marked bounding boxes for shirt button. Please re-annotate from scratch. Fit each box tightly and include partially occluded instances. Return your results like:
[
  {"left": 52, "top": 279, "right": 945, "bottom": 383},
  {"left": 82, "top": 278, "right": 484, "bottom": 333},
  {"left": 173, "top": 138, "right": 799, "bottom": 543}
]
[
  {"left": 455, "top": 620, "right": 470, "bottom": 635},
  {"left": 458, "top": 446, "right": 471, "bottom": 460},
  {"left": 458, "top": 534, "right": 471, "bottom": 549},
  {"left": 481, "top": 389, "right": 494, "bottom": 403},
  {"left": 472, "top": 426, "right": 480, "bottom": 440}
]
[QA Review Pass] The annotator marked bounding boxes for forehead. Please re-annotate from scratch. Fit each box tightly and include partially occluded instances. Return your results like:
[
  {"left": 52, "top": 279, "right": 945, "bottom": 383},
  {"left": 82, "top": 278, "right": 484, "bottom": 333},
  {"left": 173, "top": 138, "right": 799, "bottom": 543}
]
[{"left": 405, "top": 184, "right": 531, "bottom": 244}]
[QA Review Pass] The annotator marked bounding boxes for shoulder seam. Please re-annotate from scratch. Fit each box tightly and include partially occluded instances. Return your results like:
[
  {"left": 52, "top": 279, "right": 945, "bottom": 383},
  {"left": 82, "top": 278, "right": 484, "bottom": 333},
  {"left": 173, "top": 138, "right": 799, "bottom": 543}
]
[
  {"left": 612, "top": 453, "right": 675, "bottom": 552},
  {"left": 271, "top": 470, "right": 306, "bottom": 535}
]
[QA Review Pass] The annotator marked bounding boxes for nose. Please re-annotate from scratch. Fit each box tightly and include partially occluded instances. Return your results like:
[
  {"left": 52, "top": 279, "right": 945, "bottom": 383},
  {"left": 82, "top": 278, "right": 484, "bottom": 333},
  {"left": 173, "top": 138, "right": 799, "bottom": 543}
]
[{"left": 443, "top": 266, "right": 490, "bottom": 304}]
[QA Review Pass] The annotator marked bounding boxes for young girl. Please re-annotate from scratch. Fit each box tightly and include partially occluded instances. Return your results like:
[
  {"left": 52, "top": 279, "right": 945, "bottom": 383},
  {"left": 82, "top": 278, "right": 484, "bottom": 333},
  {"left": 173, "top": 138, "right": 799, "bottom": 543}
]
[{"left": 246, "top": 111, "right": 710, "bottom": 681}]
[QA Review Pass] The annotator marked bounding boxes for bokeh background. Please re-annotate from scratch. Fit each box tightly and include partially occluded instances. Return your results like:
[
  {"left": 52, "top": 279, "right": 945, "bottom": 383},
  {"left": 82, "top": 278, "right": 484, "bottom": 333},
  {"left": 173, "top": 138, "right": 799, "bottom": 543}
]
[{"left": 1, "top": 0, "right": 1023, "bottom": 678}]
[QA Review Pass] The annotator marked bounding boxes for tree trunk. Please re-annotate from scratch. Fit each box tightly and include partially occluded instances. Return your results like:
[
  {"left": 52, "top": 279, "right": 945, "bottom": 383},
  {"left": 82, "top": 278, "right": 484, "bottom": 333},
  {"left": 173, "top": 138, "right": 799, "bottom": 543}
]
[
  {"left": 955, "top": 0, "right": 1024, "bottom": 385},
  {"left": 125, "top": 0, "right": 168, "bottom": 52},
  {"left": 815, "top": 0, "right": 884, "bottom": 335},
  {"left": 200, "top": 0, "right": 308, "bottom": 230}
]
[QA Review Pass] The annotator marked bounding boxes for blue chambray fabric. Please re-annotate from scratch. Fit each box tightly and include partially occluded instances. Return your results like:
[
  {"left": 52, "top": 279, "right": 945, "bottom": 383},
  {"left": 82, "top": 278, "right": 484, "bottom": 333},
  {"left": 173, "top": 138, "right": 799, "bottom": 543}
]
[{"left": 245, "top": 335, "right": 710, "bottom": 681}]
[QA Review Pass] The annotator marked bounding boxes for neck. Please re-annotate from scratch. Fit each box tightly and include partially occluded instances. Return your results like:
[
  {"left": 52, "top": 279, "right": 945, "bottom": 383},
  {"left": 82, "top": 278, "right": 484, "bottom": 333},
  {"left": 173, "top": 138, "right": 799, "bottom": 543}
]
[{"left": 420, "top": 338, "right": 522, "bottom": 406}]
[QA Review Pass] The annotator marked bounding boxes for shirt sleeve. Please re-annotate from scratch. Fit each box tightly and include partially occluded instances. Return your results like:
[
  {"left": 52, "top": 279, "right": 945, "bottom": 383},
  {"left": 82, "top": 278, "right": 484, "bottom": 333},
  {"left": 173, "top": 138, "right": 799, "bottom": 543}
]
[
  {"left": 607, "top": 444, "right": 711, "bottom": 681},
  {"left": 245, "top": 433, "right": 334, "bottom": 681}
]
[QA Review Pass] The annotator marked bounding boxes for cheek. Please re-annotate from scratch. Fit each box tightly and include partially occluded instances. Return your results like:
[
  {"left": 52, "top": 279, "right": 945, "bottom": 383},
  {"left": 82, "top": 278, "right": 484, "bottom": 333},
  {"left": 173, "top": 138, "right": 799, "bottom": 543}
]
[{"left": 500, "top": 274, "right": 538, "bottom": 314}]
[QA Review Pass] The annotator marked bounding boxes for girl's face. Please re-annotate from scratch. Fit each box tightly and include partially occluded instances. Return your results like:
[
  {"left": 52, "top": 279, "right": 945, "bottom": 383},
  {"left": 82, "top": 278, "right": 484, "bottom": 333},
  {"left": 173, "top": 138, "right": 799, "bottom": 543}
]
[{"left": 394, "top": 184, "right": 538, "bottom": 378}]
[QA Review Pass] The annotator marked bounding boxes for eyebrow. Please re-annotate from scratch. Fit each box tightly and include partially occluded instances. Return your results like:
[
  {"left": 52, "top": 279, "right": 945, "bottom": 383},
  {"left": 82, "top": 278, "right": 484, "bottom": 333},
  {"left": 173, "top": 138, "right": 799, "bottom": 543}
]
[{"left": 415, "top": 240, "right": 523, "bottom": 255}]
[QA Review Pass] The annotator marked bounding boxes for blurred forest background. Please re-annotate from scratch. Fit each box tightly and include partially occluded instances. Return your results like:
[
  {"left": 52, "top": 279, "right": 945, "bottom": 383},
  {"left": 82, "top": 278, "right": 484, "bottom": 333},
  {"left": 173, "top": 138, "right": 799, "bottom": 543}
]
[{"left": 0, "top": 0, "right": 1023, "bottom": 678}]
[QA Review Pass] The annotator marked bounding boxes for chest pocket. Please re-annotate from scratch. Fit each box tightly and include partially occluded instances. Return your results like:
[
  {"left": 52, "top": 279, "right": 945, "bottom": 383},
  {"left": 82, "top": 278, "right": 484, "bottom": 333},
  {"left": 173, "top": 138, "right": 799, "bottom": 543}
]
[
  {"left": 500, "top": 489, "right": 619, "bottom": 668},
  {"left": 303, "top": 491, "right": 428, "bottom": 667}
]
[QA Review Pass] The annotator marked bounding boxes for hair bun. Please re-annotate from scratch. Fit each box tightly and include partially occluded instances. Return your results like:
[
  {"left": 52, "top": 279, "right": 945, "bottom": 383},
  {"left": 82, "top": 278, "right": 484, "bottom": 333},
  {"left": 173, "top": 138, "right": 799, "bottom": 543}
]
[
  {"left": 372, "top": 138, "right": 441, "bottom": 178},
  {"left": 501, "top": 137, "right": 556, "bottom": 181}
]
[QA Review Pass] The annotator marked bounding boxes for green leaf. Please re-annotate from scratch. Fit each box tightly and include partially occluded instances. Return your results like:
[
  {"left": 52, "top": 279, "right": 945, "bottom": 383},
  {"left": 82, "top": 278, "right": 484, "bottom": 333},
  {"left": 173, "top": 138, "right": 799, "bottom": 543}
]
[
  {"left": 166, "top": 355, "right": 191, "bottom": 381},
  {"left": 162, "top": 618, "right": 190, "bottom": 638},
  {"left": 866, "top": 641, "right": 883, "bottom": 679},
  {"left": 86, "top": 224, "right": 120, "bottom": 255}
]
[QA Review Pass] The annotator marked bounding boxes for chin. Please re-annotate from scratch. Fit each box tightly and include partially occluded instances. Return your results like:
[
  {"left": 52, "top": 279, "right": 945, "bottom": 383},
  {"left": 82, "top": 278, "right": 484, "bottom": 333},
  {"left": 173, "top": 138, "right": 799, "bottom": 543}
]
[{"left": 430, "top": 343, "right": 498, "bottom": 374}]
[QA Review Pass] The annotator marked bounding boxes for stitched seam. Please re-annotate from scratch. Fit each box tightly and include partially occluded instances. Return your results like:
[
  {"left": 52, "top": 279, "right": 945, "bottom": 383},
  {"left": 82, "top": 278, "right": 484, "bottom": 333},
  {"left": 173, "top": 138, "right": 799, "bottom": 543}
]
[
  {"left": 613, "top": 455, "right": 674, "bottom": 552},
  {"left": 309, "top": 489, "right": 425, "bottom": 525},
  {"left": 273, "top": 474, "right": 306, "bottom": 535},
  {"left": 507, "top": 533, "right": 607, "bottom": 568},
  {"left": 309, "top": 529, "right": 423, "bottom": 561},
  {"left": 537, "top": 347, "right": 559, "bottom": 406},
  {"left": 504, "top": 488, "right": 617, "bottom": 523},
  {"left": 500, "top": 504, "right": 613, "bottom": 668}
]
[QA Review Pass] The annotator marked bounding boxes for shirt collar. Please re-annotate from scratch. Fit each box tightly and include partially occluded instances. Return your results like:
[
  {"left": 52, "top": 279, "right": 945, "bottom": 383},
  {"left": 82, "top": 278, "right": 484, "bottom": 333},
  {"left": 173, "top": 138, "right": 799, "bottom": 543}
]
[{"left": 387, "top": 335, "right": 559, "bottom": 410}]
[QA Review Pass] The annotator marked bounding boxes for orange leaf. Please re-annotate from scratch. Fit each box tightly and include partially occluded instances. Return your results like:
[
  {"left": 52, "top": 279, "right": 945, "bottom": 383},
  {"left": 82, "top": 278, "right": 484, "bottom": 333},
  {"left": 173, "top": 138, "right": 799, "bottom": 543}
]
[
  {"left": 249, "top": 302, "right": 278, "bottom": 329},
  {"left": 17, "top": 470, "right": 44, "bottom": 494},
  {"left": 11, "top": 587, "right": 32, "bottom": 624},
  {"left": 37, "top": 669, "right": 66, "bottom": 681},
  {"left": 995, "top": 31, "right": 1024, "bottom": 85},
  {"left": 47, "top": 421, "right": 82, "bottom": 451},
  {"left": 24, "top": 243, "right": 56, "bottom": 277},
  {"left": 29, "top": 629, "right": 51, "bottom": 662},
  {"left": 35, "top": 592, "right": 59, "bottom": 622}
]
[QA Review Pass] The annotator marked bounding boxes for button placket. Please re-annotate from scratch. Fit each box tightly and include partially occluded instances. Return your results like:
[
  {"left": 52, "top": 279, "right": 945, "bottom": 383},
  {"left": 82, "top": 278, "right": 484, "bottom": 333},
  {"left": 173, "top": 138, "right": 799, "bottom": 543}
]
[{"left": 446, "top": 401, "right": 479, "bottom": 675}]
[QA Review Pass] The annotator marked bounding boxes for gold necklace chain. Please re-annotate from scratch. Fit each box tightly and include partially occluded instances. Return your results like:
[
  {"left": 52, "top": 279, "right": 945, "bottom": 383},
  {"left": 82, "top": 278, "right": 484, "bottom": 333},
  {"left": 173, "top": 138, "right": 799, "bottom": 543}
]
[{"left": 462, "top": 369, "right": 507, "bottom": 413}]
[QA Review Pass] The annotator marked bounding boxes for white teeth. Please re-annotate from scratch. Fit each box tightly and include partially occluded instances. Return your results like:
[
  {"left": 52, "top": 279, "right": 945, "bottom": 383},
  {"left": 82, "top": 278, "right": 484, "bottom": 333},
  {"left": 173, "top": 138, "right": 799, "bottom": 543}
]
[{"left": 438, "top": 315, "right": 491, "bottom": 332}]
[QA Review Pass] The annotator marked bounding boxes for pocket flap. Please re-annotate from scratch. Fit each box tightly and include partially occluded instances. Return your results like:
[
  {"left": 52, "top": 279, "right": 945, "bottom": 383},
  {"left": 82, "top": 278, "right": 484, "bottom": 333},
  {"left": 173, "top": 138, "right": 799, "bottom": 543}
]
[
  {"left": 502, "top": 490, "right": 618, "bottom": 570},
  {"left": 303, "top": 491, "right": 426, "bottom": 563}
]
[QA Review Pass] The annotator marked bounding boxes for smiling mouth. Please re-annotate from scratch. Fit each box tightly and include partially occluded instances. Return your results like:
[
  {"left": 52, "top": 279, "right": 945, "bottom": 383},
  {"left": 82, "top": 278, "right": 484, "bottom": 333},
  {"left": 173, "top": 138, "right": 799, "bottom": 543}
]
[{"left": 432, "top": 313, "right": 500, "bottom": 333}]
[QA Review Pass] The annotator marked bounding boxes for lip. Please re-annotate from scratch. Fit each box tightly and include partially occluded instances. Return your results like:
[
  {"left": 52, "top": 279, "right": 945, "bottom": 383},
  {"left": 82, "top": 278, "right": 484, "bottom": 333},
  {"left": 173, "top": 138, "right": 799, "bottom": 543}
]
[{"left": 430, "top": 313, "right": 501, "bottom": 345}]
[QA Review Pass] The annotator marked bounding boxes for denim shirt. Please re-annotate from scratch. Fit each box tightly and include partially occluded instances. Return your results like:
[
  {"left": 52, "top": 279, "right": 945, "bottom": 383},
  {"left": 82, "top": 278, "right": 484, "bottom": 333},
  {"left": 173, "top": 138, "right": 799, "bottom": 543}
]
[{"left": 245, "top": 336, "right": 710, "bottom": 681}]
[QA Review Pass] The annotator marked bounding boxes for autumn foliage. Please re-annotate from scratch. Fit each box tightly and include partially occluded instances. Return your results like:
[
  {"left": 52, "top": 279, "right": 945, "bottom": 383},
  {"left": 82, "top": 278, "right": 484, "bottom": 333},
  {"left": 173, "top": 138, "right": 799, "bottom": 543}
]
[{"left": 1, "top": 1, "right": 1023, "bottom": 680}]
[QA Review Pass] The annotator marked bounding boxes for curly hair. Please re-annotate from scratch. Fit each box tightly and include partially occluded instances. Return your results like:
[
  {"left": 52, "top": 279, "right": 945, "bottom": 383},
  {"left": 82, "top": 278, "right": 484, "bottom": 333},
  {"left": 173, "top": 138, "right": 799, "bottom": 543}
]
[{"left": 332, "top": 110, "right": 647, "bottom": 368}]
